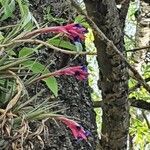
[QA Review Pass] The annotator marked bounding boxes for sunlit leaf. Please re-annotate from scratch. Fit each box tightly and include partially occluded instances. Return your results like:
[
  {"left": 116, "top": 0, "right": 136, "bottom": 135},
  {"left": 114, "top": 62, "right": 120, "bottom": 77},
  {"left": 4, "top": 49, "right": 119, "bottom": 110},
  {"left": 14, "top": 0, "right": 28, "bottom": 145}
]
[
  {"left": 74, "top": 42, "right": 83, "bottom": 51},
  {"left": 22, "top": 60, "right": 58, "bottom": 96},
  {"left": 0, "top": 0, "right": 15, "bottom": 21},
  {"left": 19, "top": 47, "right": 37, "bottom": 57},
  {"left": 48, "top": 38, "right": 77, "bottom": 51}
]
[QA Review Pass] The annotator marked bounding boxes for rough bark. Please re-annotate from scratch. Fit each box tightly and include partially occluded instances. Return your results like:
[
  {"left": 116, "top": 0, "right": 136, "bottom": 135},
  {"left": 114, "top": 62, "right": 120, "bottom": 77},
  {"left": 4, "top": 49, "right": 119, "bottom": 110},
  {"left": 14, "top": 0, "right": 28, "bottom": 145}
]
[
  {"left": 29, "top": 1, "right": 98, "bottom": 149},
  {"left": 84, "top": 0, "right": 129, "bottom": 149}
]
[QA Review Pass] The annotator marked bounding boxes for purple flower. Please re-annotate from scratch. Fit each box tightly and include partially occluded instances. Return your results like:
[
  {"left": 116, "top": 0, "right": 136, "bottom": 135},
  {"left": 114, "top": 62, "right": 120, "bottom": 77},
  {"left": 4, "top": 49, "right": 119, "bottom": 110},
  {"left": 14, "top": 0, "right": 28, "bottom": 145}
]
[{"left": 65, "top": 23, "right": 88, "bottom": 42}]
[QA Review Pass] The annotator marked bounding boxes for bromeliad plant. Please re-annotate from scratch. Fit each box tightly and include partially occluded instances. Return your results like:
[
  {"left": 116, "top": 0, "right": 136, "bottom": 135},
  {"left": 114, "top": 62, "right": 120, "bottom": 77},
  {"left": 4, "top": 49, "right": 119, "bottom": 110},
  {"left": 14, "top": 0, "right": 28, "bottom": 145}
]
[
  {"left": 19, "top": 23, "right": 88, "bottom": 41},
  {"left": 0, "top": 19, "right": 91, "bottom": 148}
]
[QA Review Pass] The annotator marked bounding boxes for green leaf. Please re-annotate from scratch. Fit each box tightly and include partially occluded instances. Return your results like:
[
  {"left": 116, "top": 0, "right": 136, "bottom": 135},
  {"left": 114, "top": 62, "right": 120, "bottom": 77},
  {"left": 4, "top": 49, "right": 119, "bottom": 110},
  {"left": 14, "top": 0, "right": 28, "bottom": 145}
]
[
  {"left": 0, "top": 0, "right": 15, "bottom": 21},
  {"left": 74, "top": 15, "right": 90, "bottom": 28},
  {"left": 16, "top": 0, "right": 38, "bottom": 29},
  {"left": 0, "top": 32, "right": 4, "bottom": 41},
  {"left": 16, "top": 0, "right": 32, "bottom": 28},
  {"left": 48, "top": 38, "right": 77, "bottom": 51},
  {"left": 22, "top": 60, "right": 58, "bottom": 96},
  {"left": 31, "top": 15, "right": 39, "bottom": 28},
  {"left": 44, "top": 77, "right": 58, "bottom": 97},
  {"left": 22, "top": 61, "right": 46, "bottom": 73},
  {"left": 74, "top": 15, "right": 85, "bottom": 23},
  {"left": 19, "top": 47, "right": 37, "bottom": 57},
  {"left": 22, "top": 11, "right": 32, "bottom": 28},
  {"left": 0, "top": 58, "right": 29, "bottom": 71},
  {"left": 74, "top": 42, "right": 83, "bottom": 51}
]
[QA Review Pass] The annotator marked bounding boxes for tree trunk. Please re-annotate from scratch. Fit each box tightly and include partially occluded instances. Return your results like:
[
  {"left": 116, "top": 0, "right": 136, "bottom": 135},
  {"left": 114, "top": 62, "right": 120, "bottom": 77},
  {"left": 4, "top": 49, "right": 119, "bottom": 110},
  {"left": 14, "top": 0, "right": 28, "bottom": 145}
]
[
  {"left": 84, "top": 0, "right": 129, "bottom": 149},
  {"left": 28, "top": 0, "right": 98, "bottom": 149}
]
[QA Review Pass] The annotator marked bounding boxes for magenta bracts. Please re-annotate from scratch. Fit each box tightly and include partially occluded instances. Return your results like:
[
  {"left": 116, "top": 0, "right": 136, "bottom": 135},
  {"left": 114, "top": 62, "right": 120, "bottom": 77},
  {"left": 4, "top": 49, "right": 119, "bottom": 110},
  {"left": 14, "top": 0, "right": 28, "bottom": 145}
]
[
  {"left": 25, "top": 23, "right": 87, "bottom": 42},
  {"left": 57, "top": 116, "right": 90, "bottom": 141},
  {"left": 54, "top": 66, "right": 88, "bottom": 80}
]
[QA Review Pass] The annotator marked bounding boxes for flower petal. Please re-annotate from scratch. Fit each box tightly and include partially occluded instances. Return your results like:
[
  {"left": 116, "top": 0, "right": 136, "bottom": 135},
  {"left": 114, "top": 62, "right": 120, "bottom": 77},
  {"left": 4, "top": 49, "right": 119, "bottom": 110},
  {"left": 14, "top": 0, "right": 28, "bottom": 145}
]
[{"left": 57, "top": 116, "right": 90, "bottom": 141}]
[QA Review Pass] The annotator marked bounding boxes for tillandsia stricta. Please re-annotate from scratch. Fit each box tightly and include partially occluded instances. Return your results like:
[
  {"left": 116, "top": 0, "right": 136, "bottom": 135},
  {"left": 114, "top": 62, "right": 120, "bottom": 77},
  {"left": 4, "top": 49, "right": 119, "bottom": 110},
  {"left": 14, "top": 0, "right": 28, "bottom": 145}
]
[
  {"left": 54, "top": 65, "right": 88, "bottom": 80},
  {"left": 56, "top": 116, "right": 91, "bottom": 141},
  {"left": 19, "top": 23, "right": 88, "bottom": 42},
  {"left": 29, "top": 66, "right": 88, "bottom": 84}
]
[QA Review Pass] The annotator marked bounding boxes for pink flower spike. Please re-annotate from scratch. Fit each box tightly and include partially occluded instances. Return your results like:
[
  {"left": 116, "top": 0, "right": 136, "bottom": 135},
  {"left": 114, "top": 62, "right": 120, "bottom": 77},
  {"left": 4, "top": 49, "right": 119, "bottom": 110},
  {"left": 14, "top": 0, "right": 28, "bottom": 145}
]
[
  {"left": 64, "top": 23, "right": 87, "bottom": 41},
  {"left": 57, "top": 116, "right": 90, "bottom": 141},
  {"left": 54, "top": 66, "right": 88, "bottom": 80},
  {"left": 22, "top": 23, "right": 87, "bottom": 41}
]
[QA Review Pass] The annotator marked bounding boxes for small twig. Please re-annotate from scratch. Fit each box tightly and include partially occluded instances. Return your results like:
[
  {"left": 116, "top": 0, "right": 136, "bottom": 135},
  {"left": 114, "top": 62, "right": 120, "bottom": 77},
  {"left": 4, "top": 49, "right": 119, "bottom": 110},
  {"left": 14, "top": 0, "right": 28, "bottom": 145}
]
[
  {"left": 127, "top": 45, "right": 150, "bottom": 52},
  {"left": 0, "top": 24, "right": 17, "bottom": 30},
  {"left": 129, "top": 134, "right": 134, "bottom": 150},
  {"left": 125, "top": 33, "right": 135, "bottom": 43},
  {"left": 0, "top": 39, "right": 96, "bottom": 55},
  {"left": 129, "top": 77, "right": 150, "bottom": 94},
  {"left": 69, "top": 0, "right": 150, "bottom": 94},
  {"left": 93, "top": 98, "right": 150, "bottom": 111},
  {"left": 142, "top": 110, "right": 150, "bottom": 129}
]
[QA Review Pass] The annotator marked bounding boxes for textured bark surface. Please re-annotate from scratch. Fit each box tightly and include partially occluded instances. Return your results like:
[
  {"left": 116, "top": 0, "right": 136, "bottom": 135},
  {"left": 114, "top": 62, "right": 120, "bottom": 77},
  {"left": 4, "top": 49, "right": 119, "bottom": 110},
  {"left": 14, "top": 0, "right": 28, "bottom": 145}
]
[
  {"left": 28, "top": 1, "right": 98, "bottom": 149},
  {"left": 84, "top": 0, "right": 129, "bottom": 149},
  {"left": 1, "top": 0, "right": 98, "bottom": 149}
]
